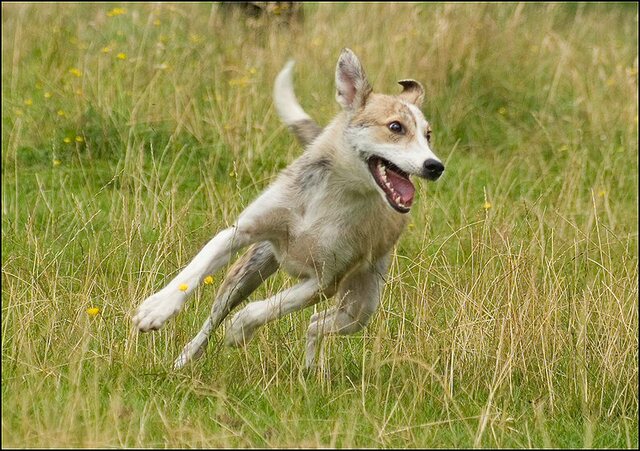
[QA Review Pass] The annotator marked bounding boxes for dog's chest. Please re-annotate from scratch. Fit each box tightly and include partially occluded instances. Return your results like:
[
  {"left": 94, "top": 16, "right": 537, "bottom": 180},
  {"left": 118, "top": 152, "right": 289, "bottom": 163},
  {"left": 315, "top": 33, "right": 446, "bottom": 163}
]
[{"left": 273, "top": 192, "right": 407, "bottom": 278}]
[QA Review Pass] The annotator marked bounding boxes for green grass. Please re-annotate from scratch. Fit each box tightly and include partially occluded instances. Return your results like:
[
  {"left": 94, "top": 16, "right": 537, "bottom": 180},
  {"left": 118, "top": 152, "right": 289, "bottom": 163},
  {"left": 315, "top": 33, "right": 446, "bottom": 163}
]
[{"left": 2, "top": 3, "right": 638, "bottom": 448}]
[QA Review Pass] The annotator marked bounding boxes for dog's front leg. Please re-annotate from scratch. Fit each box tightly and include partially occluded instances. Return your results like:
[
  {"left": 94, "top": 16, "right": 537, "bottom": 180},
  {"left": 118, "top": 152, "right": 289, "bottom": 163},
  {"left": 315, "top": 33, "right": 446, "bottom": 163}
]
[{"left": 133, "top": 226, "right": 254, "bottom": 332}]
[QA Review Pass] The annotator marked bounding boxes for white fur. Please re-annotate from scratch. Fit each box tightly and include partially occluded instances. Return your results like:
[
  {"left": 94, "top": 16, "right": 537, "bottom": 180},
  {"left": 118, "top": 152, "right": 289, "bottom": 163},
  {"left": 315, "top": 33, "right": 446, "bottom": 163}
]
[{"left": 273, "top": 60, "right": 312, "bottom": 125}]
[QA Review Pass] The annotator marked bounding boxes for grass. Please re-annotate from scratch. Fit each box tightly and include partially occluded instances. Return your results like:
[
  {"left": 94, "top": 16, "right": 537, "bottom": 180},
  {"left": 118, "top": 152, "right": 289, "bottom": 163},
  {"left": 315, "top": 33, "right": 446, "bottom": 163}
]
[{"left": 2, "top": 2, "right": 638, "bottom": 448}]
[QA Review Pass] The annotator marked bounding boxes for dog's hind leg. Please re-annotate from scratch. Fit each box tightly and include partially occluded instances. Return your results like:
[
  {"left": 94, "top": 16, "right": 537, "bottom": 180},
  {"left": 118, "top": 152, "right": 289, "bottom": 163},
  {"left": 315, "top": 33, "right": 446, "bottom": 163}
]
[
  {"left": 224, "top": 276, "right": 339, "bottom": 348},
  {"left": 174, "top": 241, "right": 279, "bottom": 369},
  {"left": 304, "top": 254, "right": 390, "bottom": 370}
]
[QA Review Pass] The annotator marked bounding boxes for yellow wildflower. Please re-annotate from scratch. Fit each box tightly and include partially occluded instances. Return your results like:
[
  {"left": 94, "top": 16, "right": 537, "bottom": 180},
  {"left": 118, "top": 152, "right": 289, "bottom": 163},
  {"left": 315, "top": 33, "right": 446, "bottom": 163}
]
[
  {"left": 204, "top": 276, "right": 214, "bottom": 285},
  {"left": 153, "top": 19, "right": 161, "bottom": 26},
  {"left": 53, "top": 159, "right": 61, "bottom": 167},
  {"left": 63, "top": 137, "right": 72, "bottom": 144},
  {"left": 75, "top": 136, "right": 84, "bottom": 143},
  {"left": 178, "top": 283, "right": 188, "bottom": 292},
  {"left": 24, "top": 98, "right": 33, "bottom": 106},
  {"left": 57, "top": 110, "right": 66, "bottom": 117},
  {"left": 498, "top": 107, "right": 507, "bottom": 115},
  {"left": 86, "top": 307, "right": 100, "bottom": 317},
  {"left": 69, "top": 68, "right": 82, "bottom": 77},
  {"left": 101, "top": 46, "right": 112, "bottom": 53},
  {"left": 44, "top": 92, "right": 52, "bottom": 99},
  {"left": 107, "top": 7, "right": 126, "bottom": 17},
  {"left": 483, "top": 201, "right": 492, "bottom": 210},
  {"left": 117, "top": 52, "right": 127, "bottom": 60},
  {"left": 598, "top": 190, "right": 606, "bottom": 198}
]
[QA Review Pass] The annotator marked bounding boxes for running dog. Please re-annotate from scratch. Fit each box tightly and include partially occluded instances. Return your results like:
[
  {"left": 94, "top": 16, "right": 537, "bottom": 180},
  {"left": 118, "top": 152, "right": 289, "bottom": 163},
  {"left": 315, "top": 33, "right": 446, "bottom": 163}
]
[{"left": 133, "top": 48, "right": 445, "bottom": 370}]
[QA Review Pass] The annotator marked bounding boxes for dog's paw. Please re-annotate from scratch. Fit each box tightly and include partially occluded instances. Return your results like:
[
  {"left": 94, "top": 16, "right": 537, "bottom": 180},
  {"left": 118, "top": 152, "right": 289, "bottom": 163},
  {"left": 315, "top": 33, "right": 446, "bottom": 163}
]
[
  {"left": 224, "top": 305, "right": 260, "bottom": 347},
  {"left": 133, "top": 290, "right": 186, "bottom": 332}
]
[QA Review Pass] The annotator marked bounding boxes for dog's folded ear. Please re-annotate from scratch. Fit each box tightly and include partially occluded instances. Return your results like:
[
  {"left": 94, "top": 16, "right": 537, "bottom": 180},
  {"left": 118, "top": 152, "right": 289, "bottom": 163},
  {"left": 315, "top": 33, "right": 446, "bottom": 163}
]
[
  {"left": 397, "top": 79, "right": 425, "bottom": 108},
  {"left": 335, "top": 48, "right": 372, "bottom": 111}
]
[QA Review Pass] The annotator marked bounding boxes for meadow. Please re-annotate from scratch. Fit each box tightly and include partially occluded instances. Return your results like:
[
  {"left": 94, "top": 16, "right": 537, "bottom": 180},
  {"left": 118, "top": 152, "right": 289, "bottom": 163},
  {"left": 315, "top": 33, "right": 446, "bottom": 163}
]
[{"left": 2, "top": 3, "right": 638, "bottom": 448}]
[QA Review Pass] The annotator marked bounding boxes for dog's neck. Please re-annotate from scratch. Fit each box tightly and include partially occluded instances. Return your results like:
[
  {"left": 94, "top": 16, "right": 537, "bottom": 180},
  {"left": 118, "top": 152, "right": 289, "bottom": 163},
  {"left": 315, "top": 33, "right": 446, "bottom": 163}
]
[{"left": 308, "top": 112, "right": 377, "bottom": 198}]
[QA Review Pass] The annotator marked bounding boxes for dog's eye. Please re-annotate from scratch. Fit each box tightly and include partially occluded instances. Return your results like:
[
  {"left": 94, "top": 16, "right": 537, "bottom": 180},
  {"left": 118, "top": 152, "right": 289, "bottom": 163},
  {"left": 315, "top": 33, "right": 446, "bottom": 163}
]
[
  {"left": 388, "top": 121, "right": 404, "bottom": 134},
  {"left": 426, "top": 131, "right": 432, "bottom": 142}
]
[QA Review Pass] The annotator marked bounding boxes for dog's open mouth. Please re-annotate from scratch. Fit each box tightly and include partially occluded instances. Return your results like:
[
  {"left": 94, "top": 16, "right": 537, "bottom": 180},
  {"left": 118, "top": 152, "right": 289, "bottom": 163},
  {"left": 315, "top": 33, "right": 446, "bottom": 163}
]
[{"left": 367, "top": 157, "right": 415, "bottom": 213}]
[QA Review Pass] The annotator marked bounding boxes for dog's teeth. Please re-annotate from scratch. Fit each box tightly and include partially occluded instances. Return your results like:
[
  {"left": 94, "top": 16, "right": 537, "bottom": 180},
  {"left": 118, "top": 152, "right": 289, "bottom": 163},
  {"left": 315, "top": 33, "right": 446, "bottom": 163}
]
[
  {"left": 378, "top": 164, "right": 387, "bottom": 181},
  {"left": 376, "top": 160, "right": 408, "bottom": 209}
]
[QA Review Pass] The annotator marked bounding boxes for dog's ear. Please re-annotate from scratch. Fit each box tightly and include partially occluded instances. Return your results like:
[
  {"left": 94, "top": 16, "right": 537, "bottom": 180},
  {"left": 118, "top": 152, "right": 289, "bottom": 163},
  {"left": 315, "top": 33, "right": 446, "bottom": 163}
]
[
  {"left": 397, "top": 79, "right": 425, "bottom": 108},
  {"left": 335, "top": 48, "right": 372, "bottom": 111}
]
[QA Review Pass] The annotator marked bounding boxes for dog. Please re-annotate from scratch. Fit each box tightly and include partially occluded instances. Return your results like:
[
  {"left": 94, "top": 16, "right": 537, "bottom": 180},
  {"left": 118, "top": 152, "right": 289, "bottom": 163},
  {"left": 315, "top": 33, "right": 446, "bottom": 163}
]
[{"left": 133, "top": 48, "right": 445, "bottom": 371}]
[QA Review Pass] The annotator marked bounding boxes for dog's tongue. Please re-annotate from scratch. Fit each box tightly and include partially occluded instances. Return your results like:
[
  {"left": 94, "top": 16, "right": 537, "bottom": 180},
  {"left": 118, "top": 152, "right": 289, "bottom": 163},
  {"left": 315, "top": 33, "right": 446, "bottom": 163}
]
[{"left": 387, "top": 168, "right": 415, "bottom": 206}]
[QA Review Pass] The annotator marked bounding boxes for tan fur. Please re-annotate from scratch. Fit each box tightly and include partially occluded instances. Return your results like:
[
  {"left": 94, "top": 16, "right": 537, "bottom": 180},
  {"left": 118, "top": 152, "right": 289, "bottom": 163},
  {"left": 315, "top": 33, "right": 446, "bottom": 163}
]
[{"left": 352, "top": 93, "right": 423, "bottom": 144}]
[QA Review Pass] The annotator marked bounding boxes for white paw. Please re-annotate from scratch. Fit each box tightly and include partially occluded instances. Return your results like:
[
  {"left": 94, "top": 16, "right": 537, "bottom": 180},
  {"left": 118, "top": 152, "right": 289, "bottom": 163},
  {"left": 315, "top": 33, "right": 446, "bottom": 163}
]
[
  {"left": 133, "top": 290, "right": 186, "bottom": 332},
  {"left": 224, "top": 304, "right": 261, "bottom": 347}
]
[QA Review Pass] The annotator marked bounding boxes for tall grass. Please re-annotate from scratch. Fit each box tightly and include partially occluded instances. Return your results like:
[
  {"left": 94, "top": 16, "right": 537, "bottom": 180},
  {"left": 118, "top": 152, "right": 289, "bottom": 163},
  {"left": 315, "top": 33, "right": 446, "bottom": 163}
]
[{"left": 2, "top": 3, "right": 637, "bottom": 448}]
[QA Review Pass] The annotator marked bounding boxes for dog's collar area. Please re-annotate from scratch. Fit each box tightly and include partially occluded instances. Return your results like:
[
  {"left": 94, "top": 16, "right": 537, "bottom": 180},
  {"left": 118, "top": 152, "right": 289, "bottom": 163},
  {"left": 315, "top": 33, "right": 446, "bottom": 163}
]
[{"left": 367, "top": 157, "right": 415, "bottom": 213}]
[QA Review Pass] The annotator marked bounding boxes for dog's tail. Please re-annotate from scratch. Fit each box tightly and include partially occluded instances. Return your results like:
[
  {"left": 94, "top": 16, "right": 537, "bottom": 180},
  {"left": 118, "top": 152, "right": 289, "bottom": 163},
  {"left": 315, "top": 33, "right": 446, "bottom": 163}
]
[{"left": 274, "top": 60, "right": 323, "bottom": 147}]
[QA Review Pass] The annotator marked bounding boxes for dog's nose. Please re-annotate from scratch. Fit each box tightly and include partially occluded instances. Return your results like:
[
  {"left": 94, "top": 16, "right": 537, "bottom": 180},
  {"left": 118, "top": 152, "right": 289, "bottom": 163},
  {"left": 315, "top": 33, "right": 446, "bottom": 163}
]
[{"left": 422, "top": 159, "right": 444, "bottom": 180}]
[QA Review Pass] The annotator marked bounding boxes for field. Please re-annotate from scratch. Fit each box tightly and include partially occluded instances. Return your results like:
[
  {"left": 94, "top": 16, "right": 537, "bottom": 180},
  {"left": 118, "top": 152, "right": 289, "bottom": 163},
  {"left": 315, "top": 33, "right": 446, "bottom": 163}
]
[{"left": 2, "top": 3, "right": 638, "bottom": 448}]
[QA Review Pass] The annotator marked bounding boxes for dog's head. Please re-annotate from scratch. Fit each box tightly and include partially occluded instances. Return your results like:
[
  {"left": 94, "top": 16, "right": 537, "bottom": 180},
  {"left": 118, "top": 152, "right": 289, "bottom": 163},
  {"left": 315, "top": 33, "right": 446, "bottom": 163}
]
[{"left": 336, "top": 48, "right": 444, "bottom": 214}]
